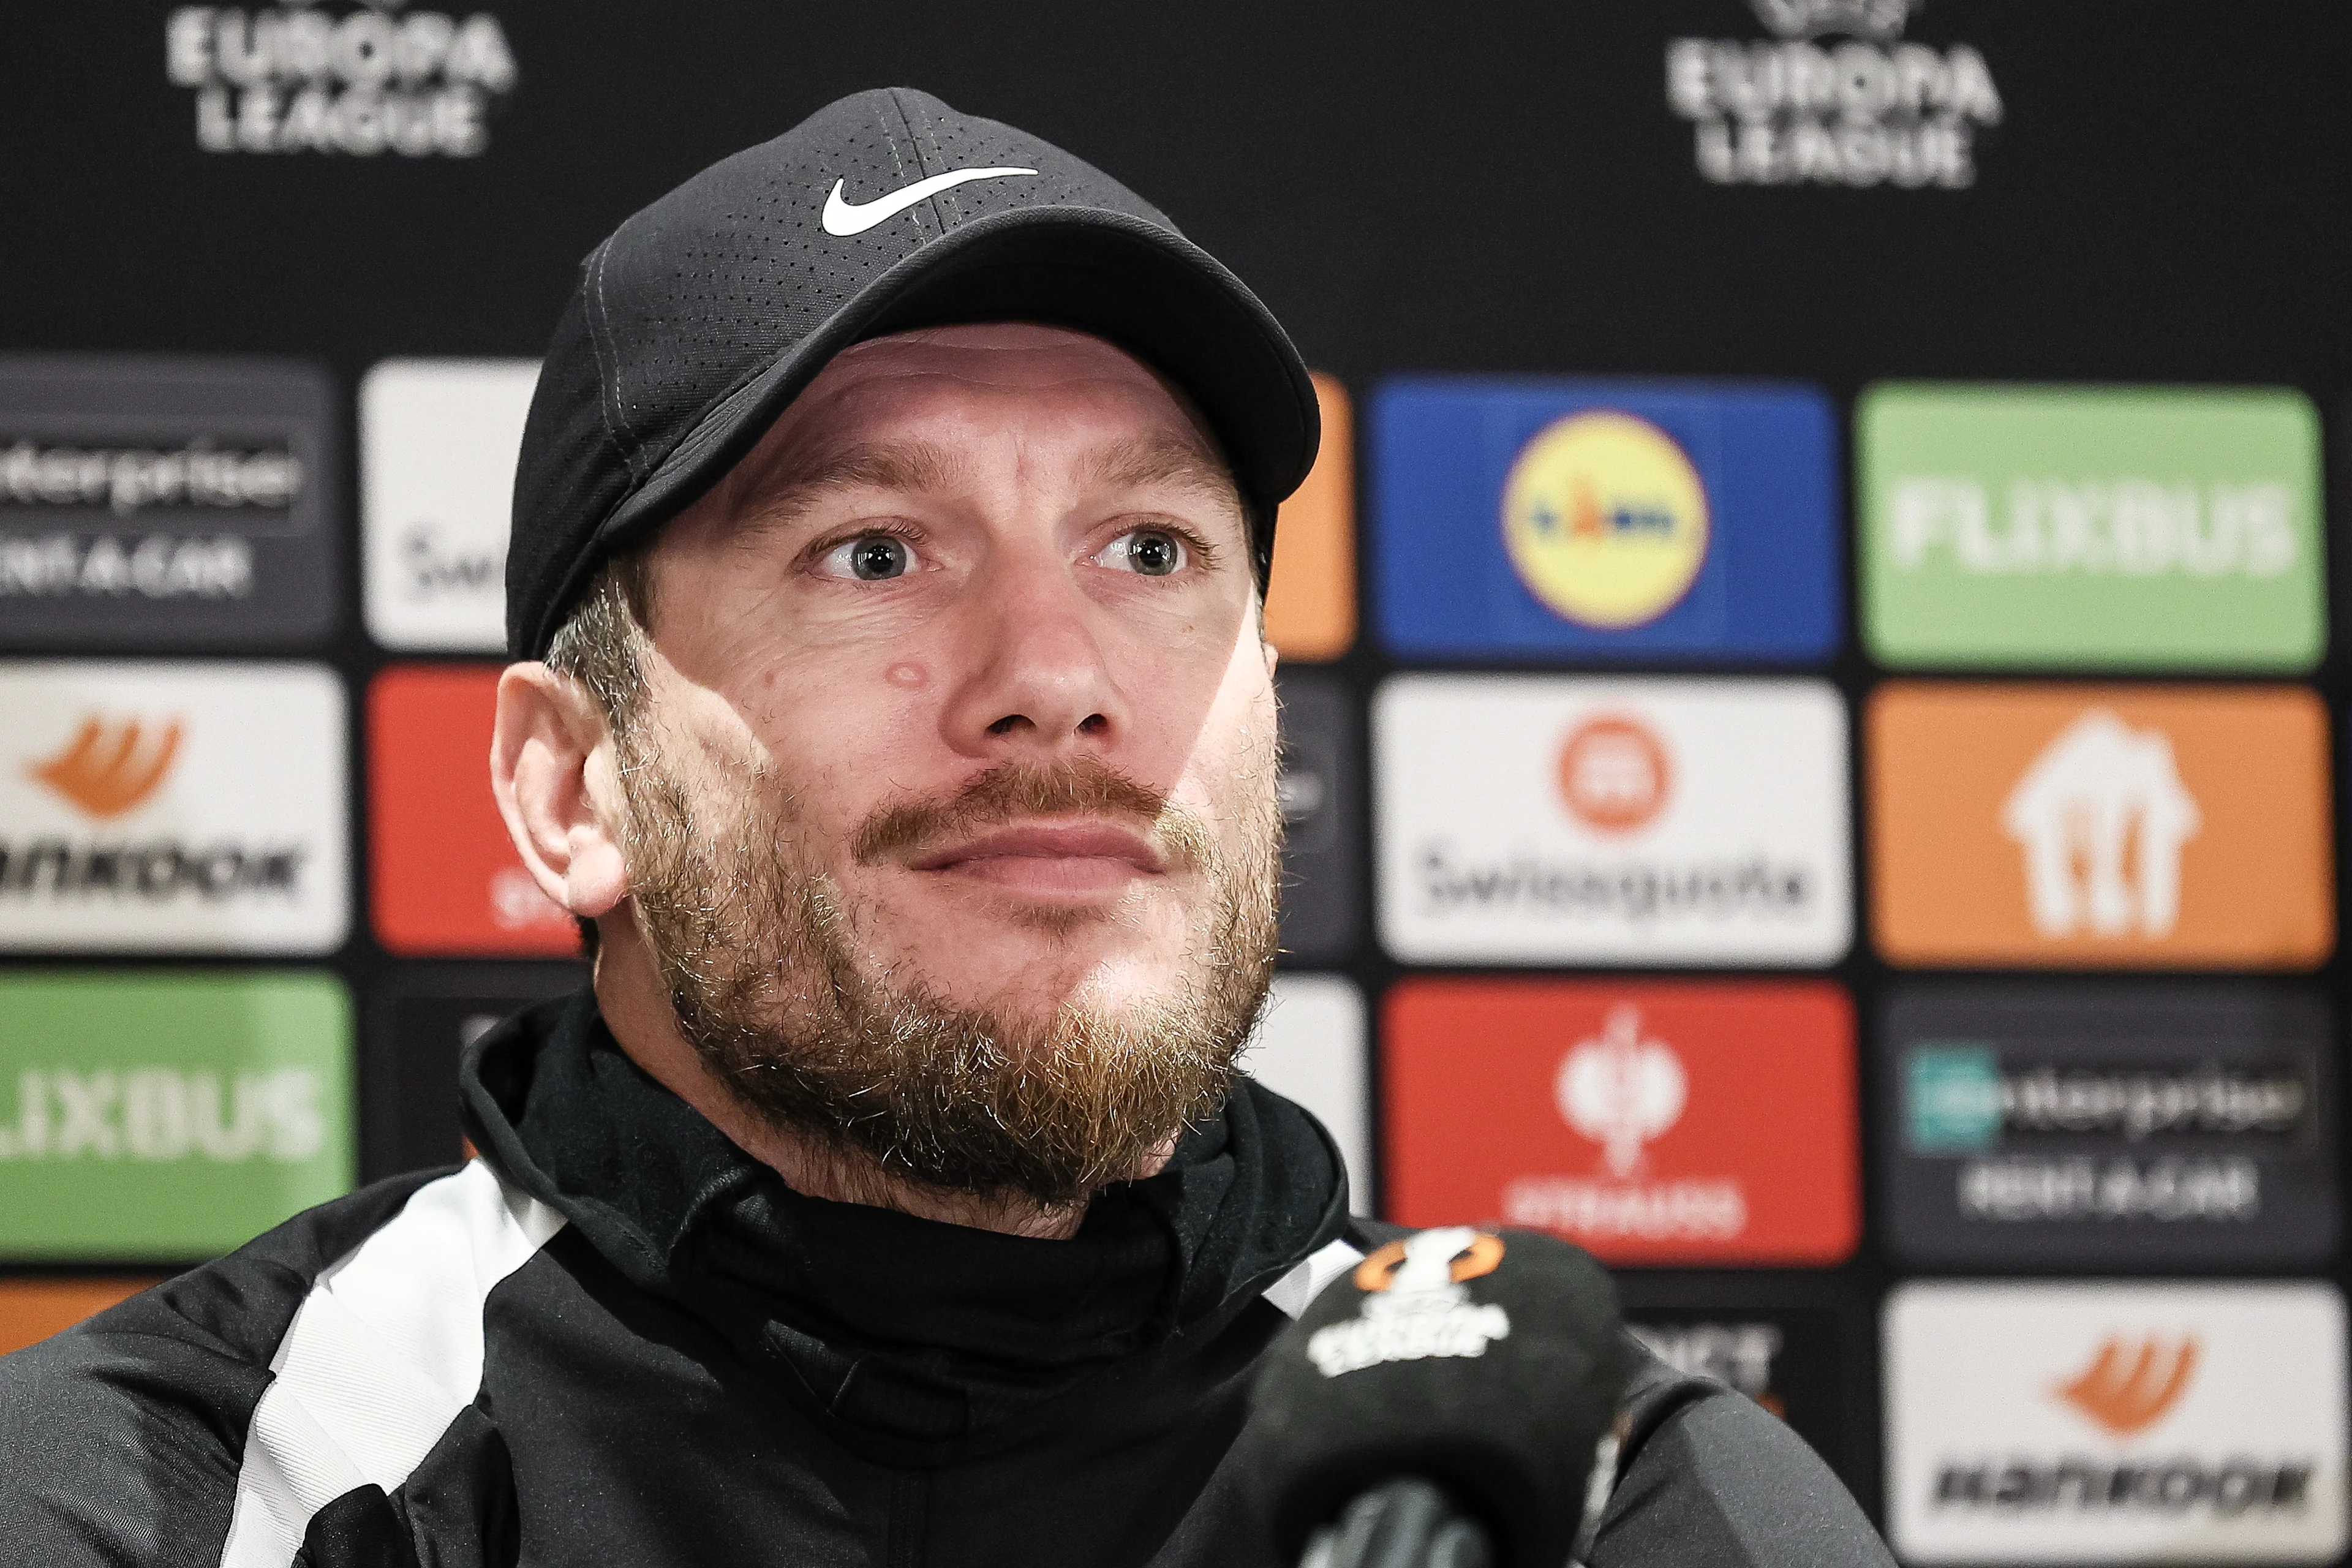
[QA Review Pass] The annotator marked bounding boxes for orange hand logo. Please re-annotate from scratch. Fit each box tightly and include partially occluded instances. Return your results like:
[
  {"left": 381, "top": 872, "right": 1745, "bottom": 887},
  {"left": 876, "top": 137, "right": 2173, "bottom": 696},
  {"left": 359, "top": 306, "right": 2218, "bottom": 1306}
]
[
  {"left": 28, "top": 715, "right": 184, "bottom": 820},
  {"left": 2053, "top": 1335, "right": 2199, "bottom": 1438}
]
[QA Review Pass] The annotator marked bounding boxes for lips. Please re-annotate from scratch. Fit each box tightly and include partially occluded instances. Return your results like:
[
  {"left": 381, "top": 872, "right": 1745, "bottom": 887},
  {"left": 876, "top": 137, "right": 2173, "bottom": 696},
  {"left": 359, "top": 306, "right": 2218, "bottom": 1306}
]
[{"left": 908, "top": 821, "right": 1167, "bottom": 876}]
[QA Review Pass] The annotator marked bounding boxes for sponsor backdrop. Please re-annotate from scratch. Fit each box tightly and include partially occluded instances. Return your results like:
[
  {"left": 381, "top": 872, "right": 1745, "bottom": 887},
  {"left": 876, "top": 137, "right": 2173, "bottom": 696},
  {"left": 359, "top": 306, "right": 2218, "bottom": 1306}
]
[{"left": 5, "top": 3, "right": 2352, "bottom": 1558}]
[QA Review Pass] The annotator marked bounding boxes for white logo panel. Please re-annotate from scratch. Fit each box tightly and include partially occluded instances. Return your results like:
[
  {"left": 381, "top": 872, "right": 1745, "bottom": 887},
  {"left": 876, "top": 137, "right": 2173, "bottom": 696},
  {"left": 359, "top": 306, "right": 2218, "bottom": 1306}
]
[
  {"left": 0, "top": 662, "right": 349, "bottom": 953},
  {"left": 1246, "top": 976, "right": 1371, "bottom": 1216},
  {"left": 362, "top": 358, "right": 538, "bottom": 651},
  {"left": 1885, "top": 1281, "right": 2350, "bottom": 1563},
  {"left": 1374, "top": 676, "right": 1850, "bottom": 964}
]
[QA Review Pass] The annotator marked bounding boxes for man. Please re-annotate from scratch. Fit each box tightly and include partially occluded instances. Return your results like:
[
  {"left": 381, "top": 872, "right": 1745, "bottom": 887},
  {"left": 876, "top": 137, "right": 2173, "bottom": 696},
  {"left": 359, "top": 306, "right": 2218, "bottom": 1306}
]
[{"left": 0, "top": 90, "right": 1892, "bottom": 1567}]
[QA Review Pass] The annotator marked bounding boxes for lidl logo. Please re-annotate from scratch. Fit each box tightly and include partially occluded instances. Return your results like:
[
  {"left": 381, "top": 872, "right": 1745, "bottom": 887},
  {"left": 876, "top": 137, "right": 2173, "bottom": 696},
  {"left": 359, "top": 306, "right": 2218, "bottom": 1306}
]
[
  {"left": 1377, "top": 675, "right": 1850, "bottom": 965},
  {"left": 29, "top": 714, "right": 182, "bottom": 819},
  {"left": 1859, "top": 385, "right": 2324, "bottom": 671},
  {"left": 1884, "top": 1281, "right": 2348, "bottom": 1561},
  {"left": 1373, "top": 379, "right": 1839, "bottom": 661},
  {"left": 369, "top": 664, "right": 576, "bottom": 956},
  {"left": 2056, "top": 1336, "right": 2198, "bottom": 1439},
  {"left": 1869, "top": 684, "right": 2331, "bottom": 968},
  {"left": 1501, "top": 411, "right": 1709, "bottom": 628},
  {"left": 0, "top": 662, "right": 347, "bottom": 954},
  {"left": 1878, "top": 984, "right": 2337, "bottom": 1271},
  {"left": 1557, "top": 714, "right": 1671, "bottom": 834},
  {"left": 1384, "top": 979, "right": 1858, "bottom": 1265},
  {"left": 362, "top": 358, "right": 539, "bottom": 652},
  {"left": 0, "top": 971, "right": 354, "bottom": 1259}
]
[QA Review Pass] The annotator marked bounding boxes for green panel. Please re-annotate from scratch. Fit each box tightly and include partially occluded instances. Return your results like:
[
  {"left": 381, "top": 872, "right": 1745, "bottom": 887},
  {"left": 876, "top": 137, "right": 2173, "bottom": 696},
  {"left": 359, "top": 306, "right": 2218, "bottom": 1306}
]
[
  {"left": 0, "top": 971, "right": 353, "bottom": 1261},
  {"left": 1858, "top": 384, "right": 2324, "bottom": 671}
]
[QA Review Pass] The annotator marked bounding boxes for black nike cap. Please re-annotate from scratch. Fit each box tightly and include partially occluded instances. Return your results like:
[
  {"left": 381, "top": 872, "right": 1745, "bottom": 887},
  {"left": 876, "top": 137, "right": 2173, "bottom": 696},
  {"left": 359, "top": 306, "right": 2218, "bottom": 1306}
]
[{"left": 506, "top": 86, "right": 1321, "bottom": 659}]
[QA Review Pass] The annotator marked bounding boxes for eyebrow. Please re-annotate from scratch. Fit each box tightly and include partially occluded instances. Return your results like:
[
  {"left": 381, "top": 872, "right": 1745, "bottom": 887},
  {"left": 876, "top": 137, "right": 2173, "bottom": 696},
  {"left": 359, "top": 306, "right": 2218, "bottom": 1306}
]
[
  {"left": 1077, "top": 433, "right": 1240, "bottom": 506},
  {"left": 728, "top": 439, "right": 968, "bottom": 535},
  {"left": 720, "top": 429, "right": 1242, "bottom": 542}
]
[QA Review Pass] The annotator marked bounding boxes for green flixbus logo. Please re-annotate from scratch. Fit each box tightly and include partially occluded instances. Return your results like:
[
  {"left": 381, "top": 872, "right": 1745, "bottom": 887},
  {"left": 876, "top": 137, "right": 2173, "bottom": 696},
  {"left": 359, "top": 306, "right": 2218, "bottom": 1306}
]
[
  {"left": 1859, "top": 385, "right": 2324, "bottom": 672},
  {"left": 0, "top": 1066, "right": 324, "bottom": 1163},
  {"left": 0, "top": 971, "right": 352, "bottom": 1260}
]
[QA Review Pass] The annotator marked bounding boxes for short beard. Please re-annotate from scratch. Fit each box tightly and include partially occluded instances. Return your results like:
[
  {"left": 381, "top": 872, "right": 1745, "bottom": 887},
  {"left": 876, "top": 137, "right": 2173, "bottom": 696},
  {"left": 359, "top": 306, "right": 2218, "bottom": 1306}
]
[{"left": 617, "top": 740, "right": 1280, "bottom": 1209}]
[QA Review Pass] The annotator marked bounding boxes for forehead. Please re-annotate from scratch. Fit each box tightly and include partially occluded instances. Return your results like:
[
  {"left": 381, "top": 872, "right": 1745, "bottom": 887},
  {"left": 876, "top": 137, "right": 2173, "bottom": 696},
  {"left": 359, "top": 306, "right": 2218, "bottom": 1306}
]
[{"left": 717, "top": 322, "right": 1231, "bottom": 502}]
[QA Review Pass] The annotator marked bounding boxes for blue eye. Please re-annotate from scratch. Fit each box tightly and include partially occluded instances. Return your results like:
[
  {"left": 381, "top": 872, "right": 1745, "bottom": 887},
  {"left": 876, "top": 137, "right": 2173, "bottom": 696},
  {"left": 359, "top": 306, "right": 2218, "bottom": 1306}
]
[
  {"left": 831, "top": 535, "right": 910, "bottom": 580},
  {"left": 1110, "top": 529, "right": 1186, "bottom": 576}
]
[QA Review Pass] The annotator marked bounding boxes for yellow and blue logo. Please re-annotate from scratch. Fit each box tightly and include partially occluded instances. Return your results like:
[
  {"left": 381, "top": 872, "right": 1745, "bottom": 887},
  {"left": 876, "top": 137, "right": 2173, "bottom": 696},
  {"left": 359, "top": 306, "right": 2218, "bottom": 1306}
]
[{"left": 1501, "top": 410, "right": 1711, "bottom": 629}]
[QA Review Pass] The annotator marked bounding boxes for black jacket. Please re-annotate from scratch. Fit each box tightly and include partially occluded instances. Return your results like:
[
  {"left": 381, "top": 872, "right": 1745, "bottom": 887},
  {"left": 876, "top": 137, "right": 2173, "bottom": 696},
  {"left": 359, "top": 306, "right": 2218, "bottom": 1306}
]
[{"left": 0, "top": 990, "right": 1893, "bottom": 1568}]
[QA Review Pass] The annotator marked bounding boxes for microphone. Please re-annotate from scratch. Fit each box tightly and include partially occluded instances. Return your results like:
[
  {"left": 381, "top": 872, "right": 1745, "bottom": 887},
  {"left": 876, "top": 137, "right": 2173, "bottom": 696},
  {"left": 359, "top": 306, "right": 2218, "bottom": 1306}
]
[{"left": 1234, "top": 1226, "right": 1629, "bottom": 1568}]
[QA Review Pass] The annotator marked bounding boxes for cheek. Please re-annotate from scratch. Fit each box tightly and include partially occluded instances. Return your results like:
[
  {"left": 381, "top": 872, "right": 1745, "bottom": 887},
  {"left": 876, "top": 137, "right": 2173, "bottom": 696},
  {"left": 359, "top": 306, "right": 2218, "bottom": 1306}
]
[{"left": 731, "top": 658, "right": 939, "bottom": 829}]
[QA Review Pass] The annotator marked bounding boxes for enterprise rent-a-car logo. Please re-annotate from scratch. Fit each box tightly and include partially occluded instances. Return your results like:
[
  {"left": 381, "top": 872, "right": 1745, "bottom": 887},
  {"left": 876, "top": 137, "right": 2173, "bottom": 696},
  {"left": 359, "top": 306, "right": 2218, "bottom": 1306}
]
[
  {"left": 1666, "top": 0, "right": 2002, "bottom": 189},
  {"left": 166, "top": 2, "right": 518, "bottom": 157},
  {"left": 0, "top": 357, "right": 337, "bottom": 648}
]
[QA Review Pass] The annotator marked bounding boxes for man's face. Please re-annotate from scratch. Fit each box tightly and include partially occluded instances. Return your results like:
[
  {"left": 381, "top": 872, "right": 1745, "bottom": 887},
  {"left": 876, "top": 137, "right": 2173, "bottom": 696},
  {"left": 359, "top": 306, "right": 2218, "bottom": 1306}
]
[{"left": 611, "top": 322, "right": 1282, "bottom": 1202}]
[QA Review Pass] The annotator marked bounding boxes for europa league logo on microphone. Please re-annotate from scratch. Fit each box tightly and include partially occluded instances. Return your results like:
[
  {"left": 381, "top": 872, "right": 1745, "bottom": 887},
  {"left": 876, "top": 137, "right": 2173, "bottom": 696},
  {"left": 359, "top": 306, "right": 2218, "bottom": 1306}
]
[{"left": 1305, "top": 1227, "right": 1514, "bottom": 1378}]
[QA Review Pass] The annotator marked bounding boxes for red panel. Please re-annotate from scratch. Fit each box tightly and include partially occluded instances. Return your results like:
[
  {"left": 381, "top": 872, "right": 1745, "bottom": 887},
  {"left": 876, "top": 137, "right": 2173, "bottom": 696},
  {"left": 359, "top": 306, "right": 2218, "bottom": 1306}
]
[
  {"left": 368, "top": 664, "right": 577, "bottom": 957},
  {"left": 1383, "top": 978, "right": 1858, "bottom": 1266}
]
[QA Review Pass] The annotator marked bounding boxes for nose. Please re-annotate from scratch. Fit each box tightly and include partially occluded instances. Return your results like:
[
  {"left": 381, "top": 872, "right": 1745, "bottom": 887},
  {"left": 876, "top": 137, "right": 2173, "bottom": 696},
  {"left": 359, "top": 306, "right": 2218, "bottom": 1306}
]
[{"left": 938, "top": 551, "right": 1125, "bottom": 760}]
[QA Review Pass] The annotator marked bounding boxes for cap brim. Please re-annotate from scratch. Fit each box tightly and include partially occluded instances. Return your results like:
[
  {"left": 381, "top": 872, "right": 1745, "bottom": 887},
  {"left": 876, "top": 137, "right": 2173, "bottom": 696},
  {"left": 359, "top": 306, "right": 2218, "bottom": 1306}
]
[{"left": 546, "top": 206, "right": 1318, "bottom": 646}]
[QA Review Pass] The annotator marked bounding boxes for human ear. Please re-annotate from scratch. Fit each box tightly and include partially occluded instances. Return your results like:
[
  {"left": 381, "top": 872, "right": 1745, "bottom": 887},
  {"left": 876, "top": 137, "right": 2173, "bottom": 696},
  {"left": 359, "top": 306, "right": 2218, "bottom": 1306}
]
[{"left": 490, "top": 662, "right": 631, "bottom": 919}]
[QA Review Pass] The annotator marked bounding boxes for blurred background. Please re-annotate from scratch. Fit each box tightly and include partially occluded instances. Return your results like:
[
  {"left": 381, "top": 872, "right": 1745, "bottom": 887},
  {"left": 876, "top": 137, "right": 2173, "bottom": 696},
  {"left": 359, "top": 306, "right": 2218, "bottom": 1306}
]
[{"left": 3, "top": 2, "right": 2351, "bottom": 1560}]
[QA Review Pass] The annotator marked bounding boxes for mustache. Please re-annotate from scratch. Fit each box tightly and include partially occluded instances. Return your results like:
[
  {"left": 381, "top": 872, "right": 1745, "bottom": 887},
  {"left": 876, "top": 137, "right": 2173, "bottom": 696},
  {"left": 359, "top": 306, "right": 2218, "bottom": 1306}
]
[{"left": 850, "top": 756, "right": 1214, "bottom": 872}]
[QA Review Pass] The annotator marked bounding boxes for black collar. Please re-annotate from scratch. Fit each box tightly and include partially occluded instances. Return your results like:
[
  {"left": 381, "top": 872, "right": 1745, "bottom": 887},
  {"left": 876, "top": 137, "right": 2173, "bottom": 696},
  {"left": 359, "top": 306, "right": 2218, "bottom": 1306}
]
[{"left": 461, "top": 989, "right": 1349, "bottom": 1461}]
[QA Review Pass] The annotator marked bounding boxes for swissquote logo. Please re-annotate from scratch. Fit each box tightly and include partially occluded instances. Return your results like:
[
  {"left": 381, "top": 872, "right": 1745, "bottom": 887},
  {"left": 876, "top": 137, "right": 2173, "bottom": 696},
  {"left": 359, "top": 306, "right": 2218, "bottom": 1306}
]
[
  {"left": 1305, "top": 1227, "right": 1512, "bottom": 1378},
  {"left": 1665, "top": 0, "right": 2002, "bottom": 189},
  {"left": 1558, "top": 715, "right": 1671, "bottom": 834},
  {"left": 2005, "top": 711, "right": 2200, "bottom": 940},
  {"left": 1376, "top": 676, "right": 1850, "bottom": 964},
  {"left": 165, "top": 3, "right": 518, "bottom": 158},
  {"left": 361, "top": 360, "right": 538, "bottom": 651},
  {"left": 1382, "top": 980, "right": 1858, "bottom": 1266},
  {"left": 1885, "top": 1282, "right": 2349, "bottom": 1561},
  {"left": 1505, "top": 1006, "right": 1742, "bottom": 1245},
  {"left": 0, "top": 663, "right": 347, "bottom": 954}
]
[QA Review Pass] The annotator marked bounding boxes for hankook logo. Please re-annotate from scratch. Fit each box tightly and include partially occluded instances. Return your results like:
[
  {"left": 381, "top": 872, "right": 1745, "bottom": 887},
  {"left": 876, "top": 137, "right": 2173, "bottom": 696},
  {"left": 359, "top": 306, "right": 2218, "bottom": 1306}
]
[
  {"left": 1886, "top": 1283, "right": 2348, "bottom": 1560},
  {"left": 29, "top": 716, "right": 183, "bottom": 820},
  {"left": 2055, "top": 1336, "right": 2199, "bottom": 1439},
  {"left": 0, "top": 663, "right": 347, "bottom": 954}
]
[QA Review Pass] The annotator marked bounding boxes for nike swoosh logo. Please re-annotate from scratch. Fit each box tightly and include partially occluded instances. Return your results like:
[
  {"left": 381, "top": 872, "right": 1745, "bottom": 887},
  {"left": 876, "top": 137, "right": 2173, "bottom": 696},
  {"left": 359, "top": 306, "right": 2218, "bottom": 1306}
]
[{"left": 821, "top": 167, "right": 1039, "bottom": 237}]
